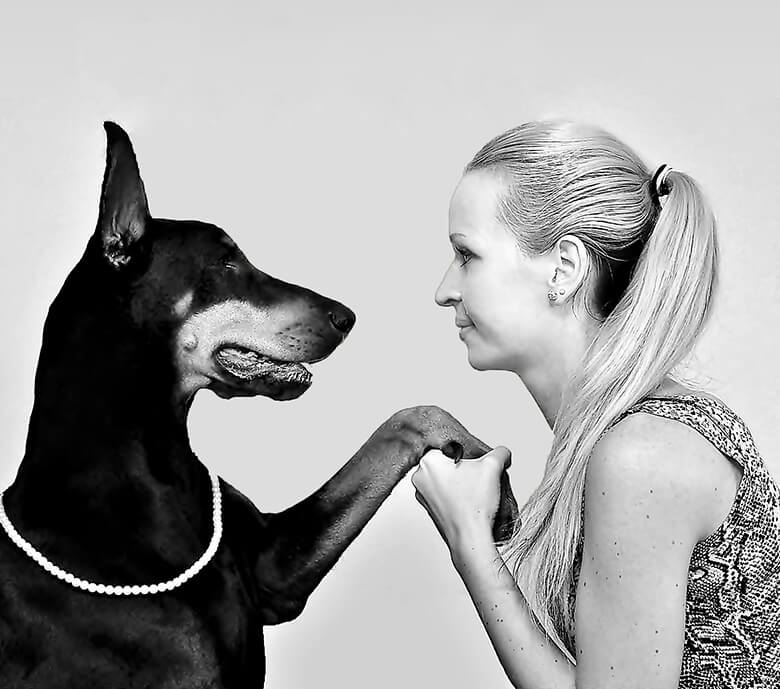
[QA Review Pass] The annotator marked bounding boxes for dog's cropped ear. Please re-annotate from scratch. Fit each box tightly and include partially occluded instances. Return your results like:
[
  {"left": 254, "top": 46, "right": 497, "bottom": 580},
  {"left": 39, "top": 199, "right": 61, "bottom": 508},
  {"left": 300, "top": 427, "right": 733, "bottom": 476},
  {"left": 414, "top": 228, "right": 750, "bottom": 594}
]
[{"left": 97, "top": 122, "right": 150, "bottom": 269}]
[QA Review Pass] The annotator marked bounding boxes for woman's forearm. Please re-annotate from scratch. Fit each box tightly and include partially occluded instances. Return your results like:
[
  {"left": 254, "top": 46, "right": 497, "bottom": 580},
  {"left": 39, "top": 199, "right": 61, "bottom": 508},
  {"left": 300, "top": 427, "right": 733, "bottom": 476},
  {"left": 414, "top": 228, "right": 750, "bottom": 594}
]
[{"left": 449, "top": 524, "right": 575, "bottom": 689}]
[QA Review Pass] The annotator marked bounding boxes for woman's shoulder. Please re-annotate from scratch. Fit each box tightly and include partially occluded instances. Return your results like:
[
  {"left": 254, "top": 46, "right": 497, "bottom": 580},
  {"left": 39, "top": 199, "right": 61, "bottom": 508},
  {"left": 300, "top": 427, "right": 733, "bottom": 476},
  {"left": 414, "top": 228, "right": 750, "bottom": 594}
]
[
  {"left": 607, "top": 383, "right": 741, "bottom": 453},
  {"left": 592, "top": 407, "right": 726, "bottom": 485},
  {"left": 589, "top": 403, "right": 741, "bottom": 544},
  {"left": 600, "top": 382, "right": 728, "bottom": 453}
]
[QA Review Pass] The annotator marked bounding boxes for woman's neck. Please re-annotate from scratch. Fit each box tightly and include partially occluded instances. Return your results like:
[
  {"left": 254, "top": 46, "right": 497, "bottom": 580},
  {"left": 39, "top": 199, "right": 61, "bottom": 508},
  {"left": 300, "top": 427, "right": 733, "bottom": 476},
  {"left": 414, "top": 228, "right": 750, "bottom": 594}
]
[{"left": 519, "top": 320, "right": 596, "bottom": 430}]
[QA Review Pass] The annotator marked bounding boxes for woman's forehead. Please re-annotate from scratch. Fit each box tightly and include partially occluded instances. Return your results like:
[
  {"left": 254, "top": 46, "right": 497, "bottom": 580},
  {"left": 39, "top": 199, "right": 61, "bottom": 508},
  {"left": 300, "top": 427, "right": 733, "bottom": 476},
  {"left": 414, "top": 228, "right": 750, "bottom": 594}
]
[{"left": 449, "top": 170, "right": 505, "bottom": 239}]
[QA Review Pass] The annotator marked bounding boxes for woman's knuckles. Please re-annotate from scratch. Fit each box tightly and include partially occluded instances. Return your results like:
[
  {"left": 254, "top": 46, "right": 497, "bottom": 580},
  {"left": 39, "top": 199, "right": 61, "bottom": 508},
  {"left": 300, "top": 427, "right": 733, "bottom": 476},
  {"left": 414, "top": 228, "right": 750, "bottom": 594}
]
[{"left": 485, "top": 446, "right": 512, "bottom": 467}]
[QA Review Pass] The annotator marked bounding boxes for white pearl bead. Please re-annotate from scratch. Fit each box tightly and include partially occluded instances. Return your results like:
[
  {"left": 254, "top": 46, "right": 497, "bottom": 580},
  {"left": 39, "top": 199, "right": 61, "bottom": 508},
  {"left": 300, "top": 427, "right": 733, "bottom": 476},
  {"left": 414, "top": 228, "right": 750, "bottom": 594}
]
[
  {"left": 139, "top": 585, "right": 150, "bottom": 595},
  {"left": 87, "top": 583, "right": 97, "bottom": 593},
  {"left": 105, "top": 585, "right": 116, "bottom": 595},
  {"left": 96, "top": 584, "right": 106, "bottom": 594}
]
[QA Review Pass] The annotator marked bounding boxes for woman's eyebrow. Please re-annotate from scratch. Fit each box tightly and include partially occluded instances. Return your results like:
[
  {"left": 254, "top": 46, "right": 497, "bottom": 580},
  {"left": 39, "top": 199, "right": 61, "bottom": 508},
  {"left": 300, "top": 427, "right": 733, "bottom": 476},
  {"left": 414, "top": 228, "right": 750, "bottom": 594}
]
[{"left": 449, "top": 232, "right": 468, "bottom": 242}]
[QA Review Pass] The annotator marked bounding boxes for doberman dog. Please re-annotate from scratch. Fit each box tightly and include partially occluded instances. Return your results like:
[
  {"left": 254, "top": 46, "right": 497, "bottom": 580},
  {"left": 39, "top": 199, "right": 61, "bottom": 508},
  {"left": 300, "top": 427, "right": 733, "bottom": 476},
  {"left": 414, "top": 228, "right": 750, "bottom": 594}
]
[{"left": 0, "top": 123, "right": 518, "bottom": 688}]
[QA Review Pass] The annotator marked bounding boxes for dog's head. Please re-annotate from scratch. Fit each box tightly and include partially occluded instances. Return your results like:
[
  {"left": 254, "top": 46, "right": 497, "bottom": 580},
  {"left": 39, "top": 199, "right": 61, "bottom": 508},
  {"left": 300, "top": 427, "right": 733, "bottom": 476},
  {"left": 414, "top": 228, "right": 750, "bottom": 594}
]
[{"left": 91, "top": 122, "right": 354, "bottom": 403}]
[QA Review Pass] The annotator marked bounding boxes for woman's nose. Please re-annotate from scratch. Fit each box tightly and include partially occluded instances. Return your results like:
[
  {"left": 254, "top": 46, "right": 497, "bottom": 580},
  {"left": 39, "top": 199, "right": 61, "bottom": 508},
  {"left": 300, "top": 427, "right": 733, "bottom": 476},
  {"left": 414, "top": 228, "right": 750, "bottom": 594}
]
[{"left": 435, "top": 261, "right": 461, "bottom": 307}]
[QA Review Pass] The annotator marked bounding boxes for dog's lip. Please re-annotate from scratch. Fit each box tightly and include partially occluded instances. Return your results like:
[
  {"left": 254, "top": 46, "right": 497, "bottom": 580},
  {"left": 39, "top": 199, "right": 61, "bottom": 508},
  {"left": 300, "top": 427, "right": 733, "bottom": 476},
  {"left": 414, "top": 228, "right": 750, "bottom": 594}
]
[
  {"left": 215, "top": 343, "right": 321, "bottom": 366},
  {"left": 213, "top": 346, "right": 313, "bottom": 385},
  {"left": 223, "top": 346, "right": 307, "bottom": 362}
]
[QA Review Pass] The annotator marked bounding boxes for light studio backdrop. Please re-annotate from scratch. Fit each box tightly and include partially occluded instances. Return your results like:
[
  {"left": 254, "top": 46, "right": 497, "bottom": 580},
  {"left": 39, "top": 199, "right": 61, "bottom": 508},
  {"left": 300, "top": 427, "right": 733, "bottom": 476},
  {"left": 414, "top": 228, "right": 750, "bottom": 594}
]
[{"left": 1, "top": 3, "right": 778, "bottom": 688}]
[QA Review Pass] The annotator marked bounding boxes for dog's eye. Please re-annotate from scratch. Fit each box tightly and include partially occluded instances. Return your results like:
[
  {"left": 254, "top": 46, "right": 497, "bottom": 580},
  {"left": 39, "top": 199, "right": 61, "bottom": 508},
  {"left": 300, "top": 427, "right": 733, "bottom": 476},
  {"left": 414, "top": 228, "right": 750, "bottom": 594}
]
[{"left": 223, "top": 261, "right": 238, "bottom": 271}]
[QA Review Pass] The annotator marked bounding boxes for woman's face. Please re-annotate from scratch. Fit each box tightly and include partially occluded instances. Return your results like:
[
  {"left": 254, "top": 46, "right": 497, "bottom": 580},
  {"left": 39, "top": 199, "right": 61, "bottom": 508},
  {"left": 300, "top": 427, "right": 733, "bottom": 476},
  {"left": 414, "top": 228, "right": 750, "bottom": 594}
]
[{"left": 435, "top": 169, "right": 553, "bottom": 374}]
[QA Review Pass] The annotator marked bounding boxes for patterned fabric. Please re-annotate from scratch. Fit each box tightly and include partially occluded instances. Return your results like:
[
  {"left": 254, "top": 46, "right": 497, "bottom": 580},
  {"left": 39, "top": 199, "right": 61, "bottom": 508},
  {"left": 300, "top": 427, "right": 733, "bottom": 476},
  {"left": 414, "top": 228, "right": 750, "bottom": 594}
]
[{"left": 569, "top": 394, "right": 780, "bottom": 688}]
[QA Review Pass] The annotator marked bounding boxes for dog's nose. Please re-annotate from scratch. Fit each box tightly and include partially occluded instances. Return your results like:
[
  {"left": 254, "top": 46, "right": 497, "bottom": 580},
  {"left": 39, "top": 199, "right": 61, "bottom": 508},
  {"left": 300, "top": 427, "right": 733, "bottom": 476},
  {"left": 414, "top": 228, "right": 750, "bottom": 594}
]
[{"left": 329, "top": 305, "right": 356, "bottom": 335}]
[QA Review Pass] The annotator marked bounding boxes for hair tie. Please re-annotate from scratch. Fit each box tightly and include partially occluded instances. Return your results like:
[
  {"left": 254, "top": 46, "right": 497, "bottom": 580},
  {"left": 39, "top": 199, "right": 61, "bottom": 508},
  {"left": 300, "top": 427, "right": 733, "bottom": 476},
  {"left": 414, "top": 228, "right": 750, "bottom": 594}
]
[{"left": 649, "top": 164, "right": 673, "bottom": 202}]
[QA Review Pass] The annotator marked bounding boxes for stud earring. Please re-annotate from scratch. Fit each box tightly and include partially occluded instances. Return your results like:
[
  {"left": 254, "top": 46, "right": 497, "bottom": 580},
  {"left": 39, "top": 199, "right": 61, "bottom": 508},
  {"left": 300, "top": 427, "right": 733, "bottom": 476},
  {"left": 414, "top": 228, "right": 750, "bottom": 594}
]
[{"left": 548, "top": 288, "right": 565, "bottom": 302}]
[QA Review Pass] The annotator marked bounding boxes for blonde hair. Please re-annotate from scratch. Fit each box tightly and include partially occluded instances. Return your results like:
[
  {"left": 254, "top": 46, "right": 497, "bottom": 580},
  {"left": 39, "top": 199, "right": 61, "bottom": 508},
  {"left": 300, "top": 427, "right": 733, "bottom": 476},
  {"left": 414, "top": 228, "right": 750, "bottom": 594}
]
[{"left": 465, "top": 120, "right": 719, "bottom": 658}]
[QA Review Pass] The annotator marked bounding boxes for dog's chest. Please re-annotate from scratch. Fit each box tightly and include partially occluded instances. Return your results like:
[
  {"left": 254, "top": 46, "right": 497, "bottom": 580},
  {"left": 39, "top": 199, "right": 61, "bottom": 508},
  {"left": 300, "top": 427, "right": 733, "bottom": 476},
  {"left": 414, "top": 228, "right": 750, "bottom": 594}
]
[{"left": 0, "top": 541, "right": 265, "bottom": 689}]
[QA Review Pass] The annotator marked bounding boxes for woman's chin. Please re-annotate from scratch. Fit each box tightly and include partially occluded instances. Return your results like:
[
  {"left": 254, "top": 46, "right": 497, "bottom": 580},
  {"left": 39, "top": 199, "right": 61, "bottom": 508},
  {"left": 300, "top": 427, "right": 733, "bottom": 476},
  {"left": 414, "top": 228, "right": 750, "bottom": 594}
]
[
  {"left": 460, "top": 330, "right": 506, "bottom": 371},
  {"left": 465, "top": 348, "right": 492, "bottom": 371},
  {"left": 464, "top": 344, "right": 516, "bottom": 373}
]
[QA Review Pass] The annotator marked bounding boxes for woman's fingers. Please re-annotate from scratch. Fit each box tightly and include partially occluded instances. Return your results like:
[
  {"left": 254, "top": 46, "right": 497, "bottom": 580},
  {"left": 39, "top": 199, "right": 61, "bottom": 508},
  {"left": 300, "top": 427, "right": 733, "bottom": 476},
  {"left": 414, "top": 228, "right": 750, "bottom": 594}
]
[
  {"left": 457, "top": 445, "right": 511, "bottom": 470},
  {"left": 412, "top": 447, "right": 513, "bottom": 546},
  {"left": 411, "top": 466, "right": 424, "bottom": 491},
  {"left": 491, "top": 445, "right": 512, "bottom": 469}
]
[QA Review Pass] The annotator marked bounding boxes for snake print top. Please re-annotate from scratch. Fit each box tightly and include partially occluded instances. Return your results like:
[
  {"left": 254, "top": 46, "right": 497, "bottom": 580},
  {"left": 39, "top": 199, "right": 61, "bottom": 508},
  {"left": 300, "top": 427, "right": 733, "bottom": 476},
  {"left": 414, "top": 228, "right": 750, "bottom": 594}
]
[{"left": 569, "top": 394, "right": 780, "bottom": 688}]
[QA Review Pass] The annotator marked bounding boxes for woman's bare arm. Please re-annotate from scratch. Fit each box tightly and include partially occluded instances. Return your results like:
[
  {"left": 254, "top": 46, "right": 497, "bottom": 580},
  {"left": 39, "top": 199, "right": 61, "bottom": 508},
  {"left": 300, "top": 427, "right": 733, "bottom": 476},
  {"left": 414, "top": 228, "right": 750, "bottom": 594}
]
[
  {"left": 448, "top": 526, "right": 575, "bottom": 689},
  {"left": 573, "top": 412, "right": 735, "bottom": 688},
  {"left": 437, "top": 413, "right": 733, "bottom": 688}
]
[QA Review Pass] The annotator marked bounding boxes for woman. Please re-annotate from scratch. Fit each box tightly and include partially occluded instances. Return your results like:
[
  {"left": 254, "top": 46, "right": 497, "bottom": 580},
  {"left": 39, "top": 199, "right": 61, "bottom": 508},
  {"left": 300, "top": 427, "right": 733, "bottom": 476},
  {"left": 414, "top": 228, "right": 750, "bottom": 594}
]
[{"left": 410, "top": 121, "right": 780, "bottom": 688}]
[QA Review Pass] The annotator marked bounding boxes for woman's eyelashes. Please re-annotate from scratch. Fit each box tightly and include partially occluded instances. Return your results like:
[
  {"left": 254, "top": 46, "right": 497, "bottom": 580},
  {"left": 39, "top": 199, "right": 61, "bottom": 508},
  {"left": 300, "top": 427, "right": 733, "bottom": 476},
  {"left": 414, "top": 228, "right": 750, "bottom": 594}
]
[{"left": 454, "top": 247, "right": 473, "bottom": 267}]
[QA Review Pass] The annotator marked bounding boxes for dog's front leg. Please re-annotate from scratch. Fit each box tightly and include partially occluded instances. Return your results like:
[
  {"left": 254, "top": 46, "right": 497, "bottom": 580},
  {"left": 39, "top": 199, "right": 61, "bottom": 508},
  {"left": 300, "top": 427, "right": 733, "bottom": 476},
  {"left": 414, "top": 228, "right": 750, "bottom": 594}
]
[{"left": 253, "top": 406, "right": 518, "bottom": 624}]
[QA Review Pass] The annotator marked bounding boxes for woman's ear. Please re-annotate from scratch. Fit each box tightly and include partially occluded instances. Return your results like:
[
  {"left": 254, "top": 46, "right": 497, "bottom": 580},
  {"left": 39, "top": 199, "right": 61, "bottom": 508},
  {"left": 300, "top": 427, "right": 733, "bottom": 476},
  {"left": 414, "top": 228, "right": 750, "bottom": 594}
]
[{"left": 549, "top": 235, "right": 590, "bottom": 300}]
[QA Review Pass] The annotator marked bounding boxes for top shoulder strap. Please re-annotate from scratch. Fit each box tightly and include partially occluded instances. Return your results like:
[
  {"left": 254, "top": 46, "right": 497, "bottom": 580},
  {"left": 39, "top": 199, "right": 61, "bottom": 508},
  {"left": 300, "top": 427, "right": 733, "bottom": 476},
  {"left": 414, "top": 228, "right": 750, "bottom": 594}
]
[{"left": 601, "top": 394, "right": 744, "bottom": 464}]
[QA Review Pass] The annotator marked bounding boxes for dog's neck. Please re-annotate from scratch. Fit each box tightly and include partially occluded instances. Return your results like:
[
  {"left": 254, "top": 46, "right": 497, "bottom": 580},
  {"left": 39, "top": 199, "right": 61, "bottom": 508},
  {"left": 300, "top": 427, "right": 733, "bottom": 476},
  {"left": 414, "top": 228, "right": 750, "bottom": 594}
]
[{"left": 7, "top": 265, "right": 212, "bottom": 579}]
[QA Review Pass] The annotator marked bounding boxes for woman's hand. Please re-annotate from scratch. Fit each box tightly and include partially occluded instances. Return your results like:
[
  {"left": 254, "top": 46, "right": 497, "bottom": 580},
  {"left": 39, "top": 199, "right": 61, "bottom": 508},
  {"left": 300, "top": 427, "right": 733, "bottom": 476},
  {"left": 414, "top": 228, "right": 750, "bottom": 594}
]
[
  {"left": 373, "top": 407, "right": 518, "bottom": 542},
  {"left": 411, "top": 446, "right": 512, "bottom": 552}
]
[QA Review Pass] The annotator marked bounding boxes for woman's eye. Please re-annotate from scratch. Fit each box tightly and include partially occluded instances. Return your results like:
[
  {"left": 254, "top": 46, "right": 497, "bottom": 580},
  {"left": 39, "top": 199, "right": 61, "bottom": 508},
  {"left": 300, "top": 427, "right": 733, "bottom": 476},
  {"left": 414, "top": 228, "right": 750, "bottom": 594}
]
[{"left": 455, "top": 248, "right": 473, "bottom": 267}]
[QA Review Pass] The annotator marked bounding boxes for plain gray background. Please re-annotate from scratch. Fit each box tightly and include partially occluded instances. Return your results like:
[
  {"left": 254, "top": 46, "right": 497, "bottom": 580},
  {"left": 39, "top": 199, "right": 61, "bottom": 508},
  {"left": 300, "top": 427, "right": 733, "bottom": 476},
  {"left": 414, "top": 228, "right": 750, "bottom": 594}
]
[{"left": 1, "top": 2, "right": 778, "bottom": 687}]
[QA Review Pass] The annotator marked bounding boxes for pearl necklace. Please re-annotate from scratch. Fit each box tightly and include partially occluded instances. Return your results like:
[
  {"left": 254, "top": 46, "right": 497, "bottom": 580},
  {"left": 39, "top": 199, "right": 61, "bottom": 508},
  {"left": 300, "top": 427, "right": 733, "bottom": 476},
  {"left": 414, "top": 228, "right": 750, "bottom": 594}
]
[{"left": 0, "top": 468, "right": 222, "bottom": 596}]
